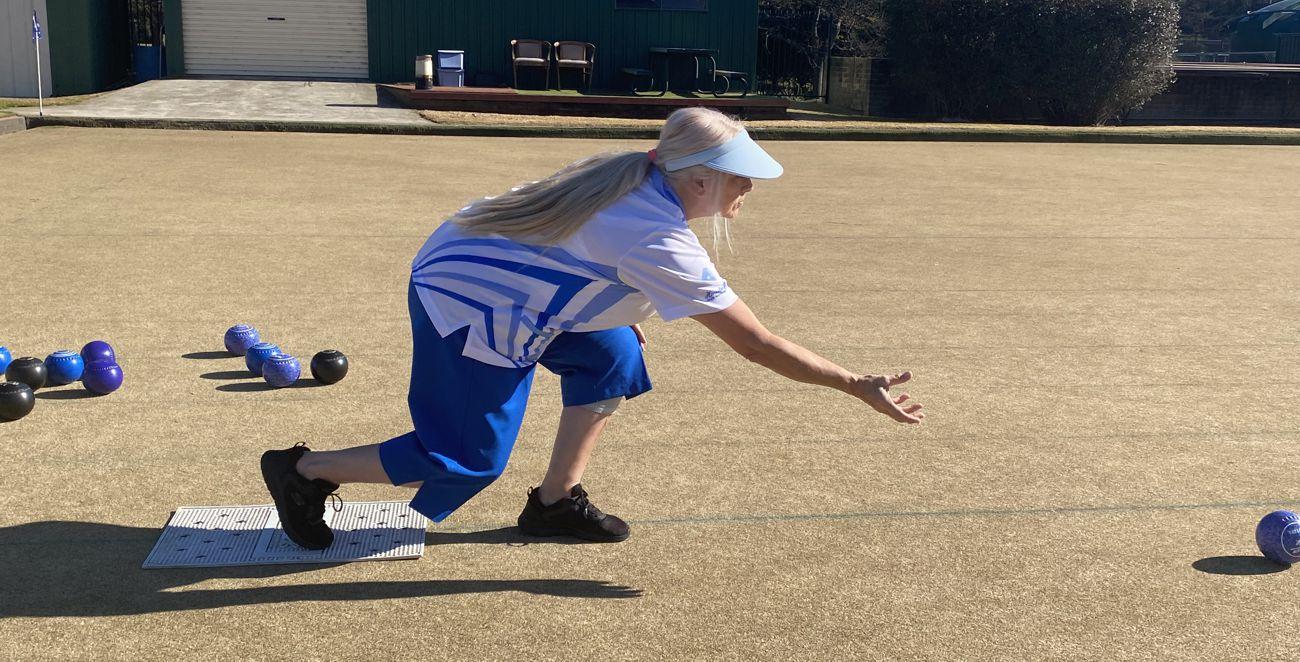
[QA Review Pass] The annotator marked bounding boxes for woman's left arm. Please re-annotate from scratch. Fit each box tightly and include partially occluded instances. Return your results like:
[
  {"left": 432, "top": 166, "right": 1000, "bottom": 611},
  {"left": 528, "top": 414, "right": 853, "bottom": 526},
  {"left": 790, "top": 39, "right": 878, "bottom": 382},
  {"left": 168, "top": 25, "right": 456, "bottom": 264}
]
[{"left": 692, "top": 299, "right": 924, "bottom": 424}]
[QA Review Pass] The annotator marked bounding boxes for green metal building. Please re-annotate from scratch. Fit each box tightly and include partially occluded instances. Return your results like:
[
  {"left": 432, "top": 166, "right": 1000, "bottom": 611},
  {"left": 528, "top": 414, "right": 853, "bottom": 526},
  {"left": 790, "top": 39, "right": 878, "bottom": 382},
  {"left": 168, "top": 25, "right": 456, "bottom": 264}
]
[
  {"left": 162, "top": 0, "right": 758, "bottom": 88},
  {"left": 2, "top": 0, "right": 130, "bottom": 97}
]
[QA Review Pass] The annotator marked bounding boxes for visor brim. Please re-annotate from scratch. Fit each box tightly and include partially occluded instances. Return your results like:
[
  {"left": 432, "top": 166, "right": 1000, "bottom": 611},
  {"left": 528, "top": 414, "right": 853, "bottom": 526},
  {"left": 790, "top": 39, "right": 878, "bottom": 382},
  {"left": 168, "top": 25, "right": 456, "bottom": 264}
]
[{"left": 704, "top": 135, "right": 784, "bottom": 180}]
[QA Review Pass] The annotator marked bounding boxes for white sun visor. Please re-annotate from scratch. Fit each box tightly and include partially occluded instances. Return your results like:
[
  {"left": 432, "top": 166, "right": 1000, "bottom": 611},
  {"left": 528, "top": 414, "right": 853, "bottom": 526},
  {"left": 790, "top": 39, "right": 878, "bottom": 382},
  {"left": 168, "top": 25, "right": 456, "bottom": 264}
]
[{"left": 660, "top": 129, "right": 784, "bottom": 179}]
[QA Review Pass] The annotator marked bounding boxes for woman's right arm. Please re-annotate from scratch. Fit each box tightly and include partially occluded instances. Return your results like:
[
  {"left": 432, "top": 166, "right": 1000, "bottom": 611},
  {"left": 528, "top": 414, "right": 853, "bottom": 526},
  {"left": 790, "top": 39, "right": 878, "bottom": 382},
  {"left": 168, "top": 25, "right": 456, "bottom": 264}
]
[{"left": 692, "top": 299, "right": 925, "bottom": 424}]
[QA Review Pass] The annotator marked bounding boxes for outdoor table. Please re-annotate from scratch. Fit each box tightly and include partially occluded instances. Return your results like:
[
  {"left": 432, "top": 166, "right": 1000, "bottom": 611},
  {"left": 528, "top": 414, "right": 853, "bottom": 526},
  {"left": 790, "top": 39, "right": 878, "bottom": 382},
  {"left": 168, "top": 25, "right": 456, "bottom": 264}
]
[{"left": 648, "top": 47, "right": 719, "bottom": 95}]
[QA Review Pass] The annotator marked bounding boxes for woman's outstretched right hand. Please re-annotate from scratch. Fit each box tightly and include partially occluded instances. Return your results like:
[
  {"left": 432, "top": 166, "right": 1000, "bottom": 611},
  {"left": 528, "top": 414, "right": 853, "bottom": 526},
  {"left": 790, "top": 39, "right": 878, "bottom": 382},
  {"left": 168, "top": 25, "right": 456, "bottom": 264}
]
[{"left": 849, "top": 372, "right": 925, "bottom": 424}]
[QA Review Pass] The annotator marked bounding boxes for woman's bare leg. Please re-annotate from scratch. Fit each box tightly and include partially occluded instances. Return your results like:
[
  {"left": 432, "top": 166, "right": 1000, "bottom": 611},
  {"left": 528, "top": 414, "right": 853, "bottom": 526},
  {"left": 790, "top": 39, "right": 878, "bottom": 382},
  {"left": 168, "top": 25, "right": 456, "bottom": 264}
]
[
  {"left": 535, "top": 406, "right": 613, "bottom": 505},
  {"left": 296, "top": 443, "right": 421, "bottom": 488},
  {"left": 298, "top": 403, "right": 612, "bottom": 497}
]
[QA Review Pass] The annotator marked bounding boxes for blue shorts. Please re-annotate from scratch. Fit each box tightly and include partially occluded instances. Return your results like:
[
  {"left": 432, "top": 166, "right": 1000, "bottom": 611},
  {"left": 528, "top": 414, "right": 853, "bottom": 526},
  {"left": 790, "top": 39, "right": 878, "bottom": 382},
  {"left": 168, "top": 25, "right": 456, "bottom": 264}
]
[{"left": 378, "top": 281, "right": 652, "bottom": 522}]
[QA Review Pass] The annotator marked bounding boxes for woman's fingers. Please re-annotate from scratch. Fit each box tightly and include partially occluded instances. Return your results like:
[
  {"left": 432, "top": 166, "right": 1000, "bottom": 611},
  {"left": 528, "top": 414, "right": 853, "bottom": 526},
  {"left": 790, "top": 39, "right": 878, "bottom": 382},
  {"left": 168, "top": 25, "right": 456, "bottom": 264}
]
[
  {"left": 888, "top": 371, "right": 912, "bottom": 387},
  {"left": 860, "top": 373, "right": 924, "bottom": 423}
]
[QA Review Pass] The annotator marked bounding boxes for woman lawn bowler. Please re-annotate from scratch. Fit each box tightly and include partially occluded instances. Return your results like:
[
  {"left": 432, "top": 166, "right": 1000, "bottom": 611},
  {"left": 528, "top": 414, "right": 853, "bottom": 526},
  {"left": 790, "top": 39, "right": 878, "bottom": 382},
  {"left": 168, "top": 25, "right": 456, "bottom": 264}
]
[{"left": 260, "top": 107, "right": 925, "bottom": 550}]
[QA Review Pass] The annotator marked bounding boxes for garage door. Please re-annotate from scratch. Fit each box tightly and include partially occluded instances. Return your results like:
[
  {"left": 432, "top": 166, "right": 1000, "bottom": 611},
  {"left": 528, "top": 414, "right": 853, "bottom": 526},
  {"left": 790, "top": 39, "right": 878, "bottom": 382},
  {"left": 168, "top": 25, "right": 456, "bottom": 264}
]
[{"left": 182, "top": 0, "right": 369, "bottom": 79}]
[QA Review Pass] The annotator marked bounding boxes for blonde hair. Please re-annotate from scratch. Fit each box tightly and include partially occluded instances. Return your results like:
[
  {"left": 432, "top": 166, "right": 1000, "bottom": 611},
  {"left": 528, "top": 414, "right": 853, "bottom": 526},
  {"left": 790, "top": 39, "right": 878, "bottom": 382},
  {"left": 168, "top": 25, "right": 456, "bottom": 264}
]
[{"left": 452, "top": 107, "right": 746, "bottom": 244}]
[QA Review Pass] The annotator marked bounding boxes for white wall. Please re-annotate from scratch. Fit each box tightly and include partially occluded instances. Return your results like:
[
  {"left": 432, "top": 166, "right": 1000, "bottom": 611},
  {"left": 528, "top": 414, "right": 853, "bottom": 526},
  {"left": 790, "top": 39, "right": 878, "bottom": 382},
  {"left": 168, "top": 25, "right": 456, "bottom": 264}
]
[{"left": 1, "top": 0, "right": 53, "bottom": 98}]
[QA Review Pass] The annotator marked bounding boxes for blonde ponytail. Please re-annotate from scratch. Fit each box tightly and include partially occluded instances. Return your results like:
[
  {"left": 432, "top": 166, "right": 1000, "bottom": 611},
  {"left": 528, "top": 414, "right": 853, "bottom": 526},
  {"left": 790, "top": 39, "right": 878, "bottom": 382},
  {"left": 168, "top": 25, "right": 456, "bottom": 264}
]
[{"left": 454, "top": 107, "right": 747, "bottom": 244}]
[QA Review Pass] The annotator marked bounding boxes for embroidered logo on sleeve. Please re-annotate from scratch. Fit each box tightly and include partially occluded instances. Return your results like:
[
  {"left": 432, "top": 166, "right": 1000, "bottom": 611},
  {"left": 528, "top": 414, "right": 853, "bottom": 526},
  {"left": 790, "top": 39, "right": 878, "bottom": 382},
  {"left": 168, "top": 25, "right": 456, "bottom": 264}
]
[
  {"left": 698, "top": 266, "right": 728, "bottom": 302},
  {"left": 701, "top": 284, "right": 730, "bottom": 302}
]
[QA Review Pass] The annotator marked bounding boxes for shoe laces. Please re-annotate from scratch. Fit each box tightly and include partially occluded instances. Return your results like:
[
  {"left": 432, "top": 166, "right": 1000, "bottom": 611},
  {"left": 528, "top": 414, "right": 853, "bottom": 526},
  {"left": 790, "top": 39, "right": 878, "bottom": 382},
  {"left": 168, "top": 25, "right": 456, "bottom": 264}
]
[
  {"left": 571, "top": 488, "right": 604, "bottom": 520},
  {"left": 291, "top": 442, "right": 342, "bottom": 515}
]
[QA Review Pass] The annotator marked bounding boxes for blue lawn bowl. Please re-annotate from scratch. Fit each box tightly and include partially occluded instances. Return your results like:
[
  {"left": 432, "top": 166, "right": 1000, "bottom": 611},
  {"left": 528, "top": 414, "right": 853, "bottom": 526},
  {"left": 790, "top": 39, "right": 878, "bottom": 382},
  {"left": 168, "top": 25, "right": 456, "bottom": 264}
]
[
  {"left": 223, "top": 324, "right": 260, "bottom": 356},
  {"left": 44, "top": 350, "right": 85, "bottom": 386},
  {"left": 244, "top": 342, "right": 281, "bottom": 376},
  {"left": 0, "top": 346, "right": 11, "bottom": 374},
  {"left": 1256, "top": 510, "right": 1300, "bottom": 565},
  {"left": 262, "top": 354, "right": 301, "bottom": 389}
]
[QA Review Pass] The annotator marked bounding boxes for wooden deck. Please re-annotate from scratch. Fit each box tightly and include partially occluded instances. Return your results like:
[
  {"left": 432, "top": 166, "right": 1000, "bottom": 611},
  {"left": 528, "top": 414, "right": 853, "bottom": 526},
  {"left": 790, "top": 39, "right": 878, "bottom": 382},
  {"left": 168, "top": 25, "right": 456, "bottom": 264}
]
[{"left": 378, "top": 84, "right": 789, "bottom": 120}]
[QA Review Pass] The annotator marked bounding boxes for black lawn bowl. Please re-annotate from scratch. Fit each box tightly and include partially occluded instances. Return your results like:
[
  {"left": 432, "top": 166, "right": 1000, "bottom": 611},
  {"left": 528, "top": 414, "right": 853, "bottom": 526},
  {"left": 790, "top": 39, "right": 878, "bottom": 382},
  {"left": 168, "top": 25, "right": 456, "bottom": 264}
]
[
  {"left": 5, "top": 357, "right": 47, "bottom": 391},
  {"left": 310, "top": 350, "right": 349, "bottom": 385},
  {"left": 0, "top": 382, "right": 35, "bottom": 421}
]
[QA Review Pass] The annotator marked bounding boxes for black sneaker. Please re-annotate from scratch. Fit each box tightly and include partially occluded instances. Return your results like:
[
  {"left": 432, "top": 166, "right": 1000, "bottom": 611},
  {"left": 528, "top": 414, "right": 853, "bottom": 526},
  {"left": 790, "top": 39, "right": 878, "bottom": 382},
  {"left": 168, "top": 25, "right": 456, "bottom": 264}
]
[
  {"left": 517, "top": 484, "right": 630, "bottom": 543},
  {"left": 260, "top": 443, "right": 341, "bottom": 550}
]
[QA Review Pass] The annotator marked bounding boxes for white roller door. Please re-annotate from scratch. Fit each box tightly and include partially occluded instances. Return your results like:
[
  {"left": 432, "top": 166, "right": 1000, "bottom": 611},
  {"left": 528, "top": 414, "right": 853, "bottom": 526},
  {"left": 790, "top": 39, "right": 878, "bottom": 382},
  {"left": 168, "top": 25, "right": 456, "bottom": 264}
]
[{"left": 182, "top": 0, "right": 369, "bottom": 79}]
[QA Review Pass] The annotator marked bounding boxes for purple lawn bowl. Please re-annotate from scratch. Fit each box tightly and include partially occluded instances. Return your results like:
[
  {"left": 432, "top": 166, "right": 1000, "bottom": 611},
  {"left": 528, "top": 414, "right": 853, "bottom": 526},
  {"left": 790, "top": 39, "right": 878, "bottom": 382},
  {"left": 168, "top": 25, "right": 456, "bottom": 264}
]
[
  {"left": 262, "top": 354, "right": 301, "bottom": 389},
  {"left": 82, "top": 360, "right": 123, "bottom": 395},
  {"left": 223, "top": 324, "right": 261, "bottom": 356},
  {"left": 80, "top": 340, "right": 116, "bottom": 365}
]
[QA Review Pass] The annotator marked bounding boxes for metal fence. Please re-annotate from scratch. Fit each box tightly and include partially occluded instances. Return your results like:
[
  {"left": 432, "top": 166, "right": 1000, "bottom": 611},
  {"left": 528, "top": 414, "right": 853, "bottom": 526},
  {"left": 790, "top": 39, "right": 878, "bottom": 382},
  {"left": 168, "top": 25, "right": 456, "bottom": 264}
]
[{"left": 756, "top": 6, "right": 827, "bottom": 99}]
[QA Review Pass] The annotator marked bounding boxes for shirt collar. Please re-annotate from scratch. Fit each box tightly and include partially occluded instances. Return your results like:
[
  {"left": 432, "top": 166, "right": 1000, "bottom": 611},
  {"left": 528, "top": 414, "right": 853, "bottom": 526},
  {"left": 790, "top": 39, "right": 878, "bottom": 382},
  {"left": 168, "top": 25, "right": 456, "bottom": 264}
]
[{"left": 648, "top": 167, "right": 685, "bottom": 217}]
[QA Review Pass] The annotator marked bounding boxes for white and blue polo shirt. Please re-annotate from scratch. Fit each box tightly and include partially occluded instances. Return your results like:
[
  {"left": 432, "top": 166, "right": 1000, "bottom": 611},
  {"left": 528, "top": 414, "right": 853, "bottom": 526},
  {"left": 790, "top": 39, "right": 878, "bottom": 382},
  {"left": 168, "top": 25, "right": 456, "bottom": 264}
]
[{"left": 411, "top": 168, "right": 738, "bottom": 368}]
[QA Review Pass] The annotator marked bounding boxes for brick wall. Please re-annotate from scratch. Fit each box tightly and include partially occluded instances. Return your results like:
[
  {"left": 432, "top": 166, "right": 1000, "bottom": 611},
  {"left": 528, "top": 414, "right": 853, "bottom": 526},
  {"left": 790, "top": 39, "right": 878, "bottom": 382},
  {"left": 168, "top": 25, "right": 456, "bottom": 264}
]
[
  {"left": 827, "top": 56, "right": 1300, "bottom": 126},
  {"left": 827, "top": 57, "right": 894, "bottom": 116},
  {"left": 1127, "top": 66, "right": 1300, "bottom": 125}
]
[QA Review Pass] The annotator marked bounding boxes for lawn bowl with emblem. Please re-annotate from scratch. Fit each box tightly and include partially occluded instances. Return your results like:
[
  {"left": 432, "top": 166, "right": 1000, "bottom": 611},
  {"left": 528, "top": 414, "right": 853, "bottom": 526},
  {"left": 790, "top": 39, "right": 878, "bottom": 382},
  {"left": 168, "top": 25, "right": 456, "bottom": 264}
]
[
  {"left": 262, "top": 354, "right": 301, "bottom": 389},
  {"left": 244, "top": 342, "right": 281, "bottom": 376},
  {"left": 80, "top": 340, "right": 116, "bottom": 364},
  {"left": 82, "top": 360, "right": 123, "bottom": 395},
  {"left": 224, "top": 324, "right": 261, "bottom": 356},
  {"left": 310, "top": 349, "right": 349, "bottom": 385},
  {"left": 0, "top": 382, "right": 35, "bottom": 421},
  {"left": 44, "top": 350, "right": 85, "bottom": 386},
  {"left": 1257, "top": 510, "right": 1300, "bottom": 565},
  {"left": 5, "top": 357, "right": 47, "bottom": 391}
]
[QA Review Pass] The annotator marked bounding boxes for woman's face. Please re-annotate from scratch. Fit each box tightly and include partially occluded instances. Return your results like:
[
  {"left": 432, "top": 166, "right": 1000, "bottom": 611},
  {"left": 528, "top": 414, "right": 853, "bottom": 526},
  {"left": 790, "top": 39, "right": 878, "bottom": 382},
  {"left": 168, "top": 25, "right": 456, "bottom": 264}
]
[
  {"left": 717, "top": 173, "right": 754, "bottom": 219},
  {"left": 674, "top": 171, "right": 754, "bottom": 220}
]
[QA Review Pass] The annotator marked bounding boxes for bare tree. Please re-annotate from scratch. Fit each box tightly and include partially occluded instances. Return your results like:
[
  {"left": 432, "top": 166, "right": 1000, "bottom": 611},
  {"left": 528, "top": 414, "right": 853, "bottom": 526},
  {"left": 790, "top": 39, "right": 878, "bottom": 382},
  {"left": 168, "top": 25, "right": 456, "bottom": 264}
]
[{"left": 760, "top": 0, "right": 885, "bottom": 96}]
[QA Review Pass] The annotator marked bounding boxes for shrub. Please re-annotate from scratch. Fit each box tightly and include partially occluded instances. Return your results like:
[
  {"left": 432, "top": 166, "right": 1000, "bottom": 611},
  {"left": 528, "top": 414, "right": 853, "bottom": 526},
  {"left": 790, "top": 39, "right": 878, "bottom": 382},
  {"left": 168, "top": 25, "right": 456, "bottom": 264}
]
[{"left": 883, "top": 0, "right": 1180, "bottom": 125}]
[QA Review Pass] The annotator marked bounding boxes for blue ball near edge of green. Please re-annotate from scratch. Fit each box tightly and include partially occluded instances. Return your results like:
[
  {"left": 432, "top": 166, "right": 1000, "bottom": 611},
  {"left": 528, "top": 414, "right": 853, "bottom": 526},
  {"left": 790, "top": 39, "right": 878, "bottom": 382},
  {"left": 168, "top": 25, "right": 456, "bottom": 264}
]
[{"left": 1256, "top": 510, "right": 1300, "bottom": 565}]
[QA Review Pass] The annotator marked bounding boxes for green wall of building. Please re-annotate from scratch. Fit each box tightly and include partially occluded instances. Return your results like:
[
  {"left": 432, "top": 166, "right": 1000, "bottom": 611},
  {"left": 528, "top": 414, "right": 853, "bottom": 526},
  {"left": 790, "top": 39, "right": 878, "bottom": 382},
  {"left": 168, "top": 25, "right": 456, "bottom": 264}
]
[
  {"left": 46, "top": 0, "right": 130, "bottom": 95},
  {"left": 366, "top": 0, "right": 759, "bottom": 87},
  {"left": 159, "top": 0, "right": 758, "bottom": 86},
  {"left": 164, "top": 0, "right": 184, "bottom": 78}
]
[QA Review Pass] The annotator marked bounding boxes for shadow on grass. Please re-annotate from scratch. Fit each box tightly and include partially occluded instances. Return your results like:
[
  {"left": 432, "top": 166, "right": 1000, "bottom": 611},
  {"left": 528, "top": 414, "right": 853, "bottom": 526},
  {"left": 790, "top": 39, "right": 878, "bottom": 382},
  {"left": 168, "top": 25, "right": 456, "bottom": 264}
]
[
  {"left": 35, "top": 387, "right": 98, "bottom": 400},
  {"left": 183, "top": 351, "right": 234, "bottom": 360},
  {"left": 216, "top": 378, "right": 324, "bottom": 392},
  {"left": 426, "top": 526, "right": 595, "bottom": 547},
  {"left": 1192, "top": 555, "right": 1288, "bottom": 575},
  {"left": 201, "top": 370, "right": 254, "bottom": 380},
  {"left": 0, "top": 521, "right": 642, "bottom": 618}
]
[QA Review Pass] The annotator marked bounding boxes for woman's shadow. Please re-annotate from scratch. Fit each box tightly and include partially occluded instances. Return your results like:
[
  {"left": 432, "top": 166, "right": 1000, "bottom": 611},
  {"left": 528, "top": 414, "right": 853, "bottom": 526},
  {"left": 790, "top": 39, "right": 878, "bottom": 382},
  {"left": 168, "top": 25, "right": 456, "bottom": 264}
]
[{"left": 0, "top": 521, "right": 641, "bottom": 618}]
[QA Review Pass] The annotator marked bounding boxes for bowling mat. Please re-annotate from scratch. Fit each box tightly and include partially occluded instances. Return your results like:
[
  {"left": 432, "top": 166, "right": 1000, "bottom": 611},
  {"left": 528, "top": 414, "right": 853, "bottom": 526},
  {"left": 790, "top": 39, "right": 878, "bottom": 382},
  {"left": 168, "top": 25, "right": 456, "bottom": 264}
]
[{"left": 143, "top": 501, "right": 428, "bottom": 568}]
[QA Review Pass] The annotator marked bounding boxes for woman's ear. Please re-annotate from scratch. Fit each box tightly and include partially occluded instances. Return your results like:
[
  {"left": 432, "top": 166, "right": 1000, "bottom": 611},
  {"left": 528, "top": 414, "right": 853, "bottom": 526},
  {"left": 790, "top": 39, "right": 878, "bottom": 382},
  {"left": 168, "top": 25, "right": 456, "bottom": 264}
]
[{"left": 689, "top": 174, "right": 711, "bottom": 197}]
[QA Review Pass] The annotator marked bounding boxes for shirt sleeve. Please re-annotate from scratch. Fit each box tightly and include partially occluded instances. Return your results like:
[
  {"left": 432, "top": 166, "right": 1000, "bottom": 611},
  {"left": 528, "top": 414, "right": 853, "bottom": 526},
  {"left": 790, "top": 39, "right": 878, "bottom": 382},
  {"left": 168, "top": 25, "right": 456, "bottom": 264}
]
[{"left": 616, "top": 226, "right": 739, "bottom": 321}]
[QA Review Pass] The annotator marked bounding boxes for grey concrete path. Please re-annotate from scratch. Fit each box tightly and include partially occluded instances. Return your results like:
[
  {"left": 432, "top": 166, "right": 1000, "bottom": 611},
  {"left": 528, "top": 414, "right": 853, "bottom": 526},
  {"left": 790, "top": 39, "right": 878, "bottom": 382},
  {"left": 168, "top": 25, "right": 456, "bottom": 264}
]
[
  {"left": 10, "top": 79, "right": 425, "bottom": 126},
  {"left": 11, "top": 78, "right": 1300, "bottom": 145},
  {"left": 0, "top": 115, "right": 24, "bottom": 134}
]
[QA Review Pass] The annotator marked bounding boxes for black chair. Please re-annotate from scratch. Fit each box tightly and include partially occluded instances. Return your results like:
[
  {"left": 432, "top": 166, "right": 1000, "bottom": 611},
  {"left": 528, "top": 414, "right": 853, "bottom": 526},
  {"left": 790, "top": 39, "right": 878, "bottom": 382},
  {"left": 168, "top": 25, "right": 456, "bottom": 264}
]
[{"left": 511, "top": 39, "right": 552, "bottom": 89}]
